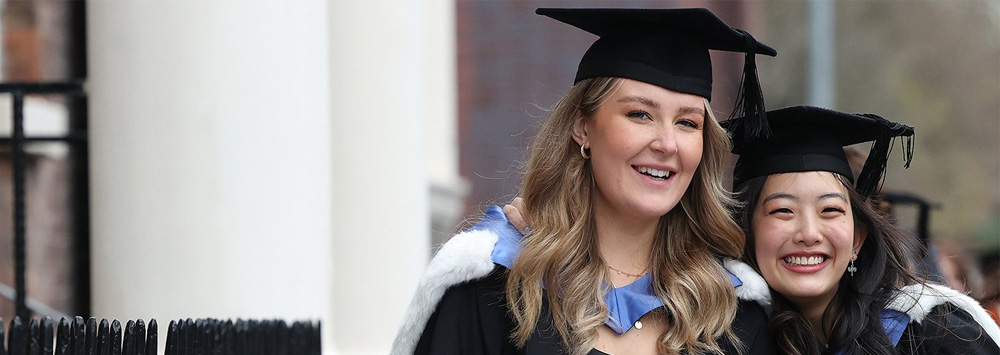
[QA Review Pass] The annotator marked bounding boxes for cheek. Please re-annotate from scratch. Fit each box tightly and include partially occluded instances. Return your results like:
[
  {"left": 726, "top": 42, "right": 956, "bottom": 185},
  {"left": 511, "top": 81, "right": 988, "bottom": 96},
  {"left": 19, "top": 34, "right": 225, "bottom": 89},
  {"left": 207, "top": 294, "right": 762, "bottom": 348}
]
[
  {"left": 680, "top": 134, "right": 704, "bottom": 166},
  {"left": 595, "top": 128, "right": 639, "bottom": 159},
  {"left": 832, "top": 223, "right": 856, "bottom": 249},
  {"left": 753, "top": 236, "right": 776, "bottom": 261},
  {"left": 752, "top": 220, "right": 784, "bottom": 259}
]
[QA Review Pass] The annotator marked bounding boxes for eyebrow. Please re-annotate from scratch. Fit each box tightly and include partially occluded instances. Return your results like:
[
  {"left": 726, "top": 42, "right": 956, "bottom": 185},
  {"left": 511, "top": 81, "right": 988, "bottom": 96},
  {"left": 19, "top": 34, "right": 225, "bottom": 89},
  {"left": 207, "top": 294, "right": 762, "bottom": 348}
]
[
  {"left": 761, "top": 193, "right": 796, "bottom": 204},
  {"left": 818, "top": 192, "right": 848, "bottom": 203},
  {"left": 761, "top": 192, "right": 848, "bottom": 204},
  {"left": 678, "top": 106, "right": 706, "bottom": 117},
  {"left": 616, "top": 96, "right": 659, "bottom": 109},
  {"left": 615, "top": 96, "right": 706, "bottom": 117}
]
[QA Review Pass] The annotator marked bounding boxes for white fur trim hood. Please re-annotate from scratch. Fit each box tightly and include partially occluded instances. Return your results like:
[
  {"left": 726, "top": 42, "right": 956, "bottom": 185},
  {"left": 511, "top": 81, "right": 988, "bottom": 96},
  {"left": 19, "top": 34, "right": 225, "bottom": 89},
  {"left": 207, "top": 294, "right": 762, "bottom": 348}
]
[
  {"left": 390, "top": 228, "right": 500, "bottom": 355},
  {"left": 887, "top": 283, "right": 1000, "bottom": 347},
  {"left": 724, "top": 259, "right": 773, "bottom": 313},
  {"left": 390, "top": 228, "right": 1000, "bottom": 354},
  {"left": 390, "top": 229, "right": 773, "bottom": 355}
]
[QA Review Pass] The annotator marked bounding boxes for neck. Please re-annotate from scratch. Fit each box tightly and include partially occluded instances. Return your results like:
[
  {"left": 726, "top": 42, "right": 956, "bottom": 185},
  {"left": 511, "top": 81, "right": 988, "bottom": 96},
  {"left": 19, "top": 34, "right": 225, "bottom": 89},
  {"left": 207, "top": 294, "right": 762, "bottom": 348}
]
[{"left": 592, "top": 203, "right": 659, "bottom": 276}]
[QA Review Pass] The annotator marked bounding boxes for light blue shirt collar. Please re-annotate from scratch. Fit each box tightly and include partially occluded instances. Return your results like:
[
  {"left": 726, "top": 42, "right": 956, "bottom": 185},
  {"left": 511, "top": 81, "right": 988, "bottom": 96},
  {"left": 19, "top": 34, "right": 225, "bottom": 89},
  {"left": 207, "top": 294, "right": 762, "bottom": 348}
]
[{"left": 470, "top": 205, "right": 744, "bottom": 334}]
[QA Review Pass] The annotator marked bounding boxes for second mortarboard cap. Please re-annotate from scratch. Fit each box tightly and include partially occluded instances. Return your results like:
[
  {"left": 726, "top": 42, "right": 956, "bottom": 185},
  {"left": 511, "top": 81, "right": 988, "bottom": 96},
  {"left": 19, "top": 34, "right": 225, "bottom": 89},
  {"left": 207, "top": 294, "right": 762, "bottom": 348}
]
[
  {"left": 881, "top": 191, "right": 942, "bottom": 280},
  {"left": 882, "top": 191, "right": 940, "bottom": 248},
  {"left": 537, "top": 8, "right": 777, "bottom": 136},
  {"left": 724, "top": 106, "right": 915, "bottom": 198}
]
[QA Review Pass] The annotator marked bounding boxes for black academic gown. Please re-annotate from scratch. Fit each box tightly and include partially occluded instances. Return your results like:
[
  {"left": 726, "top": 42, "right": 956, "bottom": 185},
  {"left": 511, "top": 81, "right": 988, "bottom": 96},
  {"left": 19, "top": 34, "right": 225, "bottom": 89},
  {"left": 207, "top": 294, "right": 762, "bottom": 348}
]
[
  {"left": 414, "top": 265, "right": 777, "bottom": 355},
  {"left": 823, "top": 283, "right": 1000, "bottom": 355},
  {"left": 895, "top": 303, "right": 1000, "bottom": 355}
]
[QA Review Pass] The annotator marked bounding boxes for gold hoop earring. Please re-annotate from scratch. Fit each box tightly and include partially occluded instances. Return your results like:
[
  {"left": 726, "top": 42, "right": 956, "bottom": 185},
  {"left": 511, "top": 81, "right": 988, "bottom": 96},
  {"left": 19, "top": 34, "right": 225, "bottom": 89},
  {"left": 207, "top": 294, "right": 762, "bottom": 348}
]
[{"left": 580, "top": 143, "right": 590, "bottom": 159}]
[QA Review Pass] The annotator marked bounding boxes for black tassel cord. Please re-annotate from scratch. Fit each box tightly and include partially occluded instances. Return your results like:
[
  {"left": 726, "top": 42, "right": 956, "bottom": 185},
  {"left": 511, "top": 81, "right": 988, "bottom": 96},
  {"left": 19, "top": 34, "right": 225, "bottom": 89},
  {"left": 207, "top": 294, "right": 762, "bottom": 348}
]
[
  {"left": 727, "top": 29, "right": 772, "bottom": 147},
  {"left": 855, "top": 113, "right": 915, "bottom": 198}
]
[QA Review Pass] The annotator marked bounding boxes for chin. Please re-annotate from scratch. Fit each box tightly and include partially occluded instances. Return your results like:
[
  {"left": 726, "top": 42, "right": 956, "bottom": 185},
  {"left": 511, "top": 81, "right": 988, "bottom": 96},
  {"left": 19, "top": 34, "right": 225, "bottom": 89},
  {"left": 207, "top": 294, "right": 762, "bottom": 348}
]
[
  {"left": 780, "top": 289, "right": 825, "bottom": 300},
  {"left": 638, "top": 201, "right": 681, "bottom": 219},
  {"left": 774, "top": 283, "right": 835, "bottom": 300}
]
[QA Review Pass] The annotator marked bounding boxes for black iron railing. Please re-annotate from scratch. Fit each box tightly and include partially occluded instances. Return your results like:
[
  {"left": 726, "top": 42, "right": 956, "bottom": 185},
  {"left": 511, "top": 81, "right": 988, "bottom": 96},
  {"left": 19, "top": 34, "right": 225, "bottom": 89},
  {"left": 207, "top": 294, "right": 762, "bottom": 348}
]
[
  {"left": 0, "top": 82, "right": 88, "bottom": 320},
  {"left": 0, "top": 316, "right": 321, "bottom": 354}
]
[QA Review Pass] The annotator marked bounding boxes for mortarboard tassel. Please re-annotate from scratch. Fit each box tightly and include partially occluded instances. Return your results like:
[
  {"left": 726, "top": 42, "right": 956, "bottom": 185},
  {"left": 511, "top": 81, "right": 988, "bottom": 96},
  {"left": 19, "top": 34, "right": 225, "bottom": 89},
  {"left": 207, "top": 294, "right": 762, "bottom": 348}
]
[
  {"left": 856, "top": 114, "right": 890, "bottom": 198},
  {"left": 858, "top": 137, "right": 889, "bottom": 198},
  {"left": 902, "top": 134, "right": 914, "bottom": 169},
  {"left": 855, "top": 113, "right": 914, "bottom": 198},
  {"left": 727, "top": 29, "right": 771, "bottom": 147}
]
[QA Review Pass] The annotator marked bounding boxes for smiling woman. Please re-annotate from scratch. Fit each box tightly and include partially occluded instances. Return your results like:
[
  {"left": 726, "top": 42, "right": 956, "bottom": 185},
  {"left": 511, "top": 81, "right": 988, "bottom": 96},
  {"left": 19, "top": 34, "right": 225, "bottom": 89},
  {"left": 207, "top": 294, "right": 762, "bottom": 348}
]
[
  {"left": 752, "top": 171, "right": 861, "bottom": 319},
  {"left": 391, "top": 7, "right": 780, "bottom": 355},
  {"left": 575, "top": 80, "right": 705, "bottom": 226},
  {"left": 727, "top": 106, "right": 1000, "bottom": 354}
]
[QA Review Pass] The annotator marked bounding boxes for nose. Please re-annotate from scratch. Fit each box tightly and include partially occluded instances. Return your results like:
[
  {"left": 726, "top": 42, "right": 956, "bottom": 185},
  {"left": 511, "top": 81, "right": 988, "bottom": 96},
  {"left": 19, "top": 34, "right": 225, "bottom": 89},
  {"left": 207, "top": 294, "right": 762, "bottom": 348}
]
[
  {"left": 650, "top": 124, "right": 679, "bottom": 156},
  {"left": 793, "top": 213, "right": 824, "bottom": 246}
]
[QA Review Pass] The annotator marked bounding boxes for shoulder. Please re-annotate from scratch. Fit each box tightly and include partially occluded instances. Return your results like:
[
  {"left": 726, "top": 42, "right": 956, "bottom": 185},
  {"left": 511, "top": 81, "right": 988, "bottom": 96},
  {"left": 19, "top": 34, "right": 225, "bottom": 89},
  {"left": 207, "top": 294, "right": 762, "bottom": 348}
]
[
  {"left": 890, "top": 283, "right": 1000, "bottom": 353},
  {"left": 390, "top": 228, "right": 504, "bottom": 355},
  {"left": 728, "top": 299, "right": 779, "bottom": 354},
  {"left": 410, "top": 266, "right": 515, "bottom": 355},
  {"left": 723, "top": 258, "right": 772, "bottom": 313},
  {"left": 721, "top": 259, "right": 778, "bottom": 354},
  {"left": 897, "top": 302, "right": 1000, "bottom": 354}
]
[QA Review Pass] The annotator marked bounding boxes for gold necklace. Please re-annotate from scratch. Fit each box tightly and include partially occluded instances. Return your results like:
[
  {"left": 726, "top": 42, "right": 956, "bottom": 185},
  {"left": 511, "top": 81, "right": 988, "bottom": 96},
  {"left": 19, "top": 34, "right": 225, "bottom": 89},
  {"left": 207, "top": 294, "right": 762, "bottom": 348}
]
[
  {"left": 605, "top": 264, "right": 647, "bottom": 278},
  {"left": 606, "top": 268, "right": 649, "bottom": 330}
]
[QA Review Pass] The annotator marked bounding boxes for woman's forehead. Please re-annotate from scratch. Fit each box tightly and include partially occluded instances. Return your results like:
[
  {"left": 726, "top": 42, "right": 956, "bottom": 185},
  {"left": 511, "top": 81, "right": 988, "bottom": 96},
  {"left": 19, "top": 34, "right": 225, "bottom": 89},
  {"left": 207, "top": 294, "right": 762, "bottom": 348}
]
[
  {"left": 605, "top": 79, "right": 706, "bottom": 109},
  {"left": 761, "top": 171, "right": 849, "bottom": 195}
]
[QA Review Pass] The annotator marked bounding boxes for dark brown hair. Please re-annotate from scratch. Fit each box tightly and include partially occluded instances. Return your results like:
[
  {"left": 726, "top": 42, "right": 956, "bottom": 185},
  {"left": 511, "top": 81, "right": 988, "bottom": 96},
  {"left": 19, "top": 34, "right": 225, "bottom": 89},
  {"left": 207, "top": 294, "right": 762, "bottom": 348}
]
[{"left": 734, "top": 173, "right": 922, "bottom": 355}]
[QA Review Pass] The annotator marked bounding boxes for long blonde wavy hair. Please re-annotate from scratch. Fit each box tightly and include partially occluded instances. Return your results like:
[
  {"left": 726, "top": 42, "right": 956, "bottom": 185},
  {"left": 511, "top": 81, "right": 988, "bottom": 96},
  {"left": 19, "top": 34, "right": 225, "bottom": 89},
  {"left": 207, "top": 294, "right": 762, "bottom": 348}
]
[{"left": 507, "top": 77, "right": 746, "bottom": 355}]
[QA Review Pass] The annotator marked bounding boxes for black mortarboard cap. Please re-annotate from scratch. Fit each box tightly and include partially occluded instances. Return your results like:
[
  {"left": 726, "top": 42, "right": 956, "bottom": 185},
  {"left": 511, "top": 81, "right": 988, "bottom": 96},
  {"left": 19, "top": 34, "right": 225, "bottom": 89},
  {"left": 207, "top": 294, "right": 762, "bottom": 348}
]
[
  {"left": 882, "top": 191, "right": 940, "bottom": 248},
  {"left": 537, "top": 8, "right": 777, "bottom": 138},
  {"left": 882, "top": 191, "right": 942, "bottom": 280},
  {"left": 724, "top": 106, "right": 915, "bottom": 198}
]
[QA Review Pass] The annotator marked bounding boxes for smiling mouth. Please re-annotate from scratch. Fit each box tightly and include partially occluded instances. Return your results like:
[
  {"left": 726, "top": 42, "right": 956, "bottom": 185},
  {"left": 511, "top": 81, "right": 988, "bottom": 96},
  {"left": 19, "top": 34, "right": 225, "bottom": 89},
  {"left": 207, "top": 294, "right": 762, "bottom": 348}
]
[
  {"left": 634, "top": 166, "right": 672, "bottom": 180},
  {"left": 783, "top": 256, "right": 828, "bottom": 266}
]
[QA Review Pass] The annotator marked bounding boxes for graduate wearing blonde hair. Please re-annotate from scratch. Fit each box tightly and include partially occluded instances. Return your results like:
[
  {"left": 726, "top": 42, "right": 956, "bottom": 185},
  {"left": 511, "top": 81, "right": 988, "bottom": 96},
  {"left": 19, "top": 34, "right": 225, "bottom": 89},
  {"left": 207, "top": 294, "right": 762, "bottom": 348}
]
[{"left": 393, "top": 7, "right": 778, "bottom": 355}]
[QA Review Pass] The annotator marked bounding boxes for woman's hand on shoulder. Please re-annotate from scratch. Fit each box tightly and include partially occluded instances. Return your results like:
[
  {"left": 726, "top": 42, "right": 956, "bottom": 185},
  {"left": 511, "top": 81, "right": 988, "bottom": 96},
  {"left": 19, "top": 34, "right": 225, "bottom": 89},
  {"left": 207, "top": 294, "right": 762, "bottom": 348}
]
[{"left": 503, "top": 197, "right": 529, "bottom": 235}]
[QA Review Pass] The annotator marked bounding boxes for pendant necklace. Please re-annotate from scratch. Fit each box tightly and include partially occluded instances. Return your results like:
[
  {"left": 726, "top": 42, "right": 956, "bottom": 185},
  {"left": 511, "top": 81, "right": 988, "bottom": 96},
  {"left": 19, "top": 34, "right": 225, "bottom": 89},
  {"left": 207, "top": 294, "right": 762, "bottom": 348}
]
[{"left": 606, "top": 263, "right": 648, "bottom": 330}]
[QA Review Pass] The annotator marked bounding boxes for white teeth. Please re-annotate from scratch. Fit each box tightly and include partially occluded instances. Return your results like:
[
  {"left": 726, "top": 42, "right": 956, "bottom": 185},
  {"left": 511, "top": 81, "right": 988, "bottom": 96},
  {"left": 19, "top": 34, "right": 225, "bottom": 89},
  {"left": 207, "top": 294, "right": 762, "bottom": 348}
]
[
  {"left": 637, "top": 166, "right": 671, "bottom": 179},
  {"left": 784, "top": 256, "right": 825, "bottom": 266}
]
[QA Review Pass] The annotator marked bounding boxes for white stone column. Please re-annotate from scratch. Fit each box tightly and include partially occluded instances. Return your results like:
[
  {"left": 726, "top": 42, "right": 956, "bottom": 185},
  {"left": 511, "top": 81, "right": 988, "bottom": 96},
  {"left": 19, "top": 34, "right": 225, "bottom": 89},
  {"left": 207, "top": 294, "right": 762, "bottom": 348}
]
[
  {"left": 424, "top": 0, "right": 466, "bottom": 250},
  {"left": 328, "top": 0, "right": 453, "bottom": 353},
  {"left": 87, "top": 0, "right": 332, "bottom": 347}
]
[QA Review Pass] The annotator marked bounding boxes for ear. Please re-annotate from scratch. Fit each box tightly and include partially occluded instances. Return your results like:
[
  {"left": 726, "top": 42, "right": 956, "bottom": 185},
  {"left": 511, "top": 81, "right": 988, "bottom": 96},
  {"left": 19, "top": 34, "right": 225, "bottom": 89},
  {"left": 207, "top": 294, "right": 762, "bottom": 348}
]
[
  {"left": 571, "top": 110, "right": 589, "bottom": 146},
  {"left": 852, "top": 227, "right": 868, "bottom": 259}
]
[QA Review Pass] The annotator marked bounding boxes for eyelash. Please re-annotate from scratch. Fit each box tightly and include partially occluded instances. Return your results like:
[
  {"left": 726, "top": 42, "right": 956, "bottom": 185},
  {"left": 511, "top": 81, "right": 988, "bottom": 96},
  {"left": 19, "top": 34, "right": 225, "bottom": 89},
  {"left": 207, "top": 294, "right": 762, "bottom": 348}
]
[
  {"left": 627, "top": 110, "right": 652, "bottom": 120},
  {"left": 627, "top": 111, "right": 701, "bottom": 129},
  {"left": 767, "top": 208, "right": 792, "bottom": 215},
  {"left": 823, "top": 207, "right": 846, "bottom": 214},
  {"left": 768, "top": 207, "right": 845, "bottom": 215},
  {"left": 678, "top": 119, "right": 700, "bottom": 129}
]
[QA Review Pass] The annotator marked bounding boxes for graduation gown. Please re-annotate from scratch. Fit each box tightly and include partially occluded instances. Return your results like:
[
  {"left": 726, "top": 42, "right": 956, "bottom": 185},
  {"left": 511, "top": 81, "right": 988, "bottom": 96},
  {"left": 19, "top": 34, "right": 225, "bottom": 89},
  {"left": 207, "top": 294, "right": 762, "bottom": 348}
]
[
  {"left": 882, "top": 283, "right": 1000, "bottom": 354},
  {"left": 391, "top": 206, "right": 777, "bottom": 355},
  {"left": 408, "top": 264, "right": 774, "bottom": 355}
]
